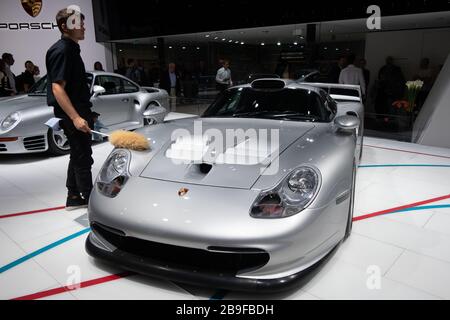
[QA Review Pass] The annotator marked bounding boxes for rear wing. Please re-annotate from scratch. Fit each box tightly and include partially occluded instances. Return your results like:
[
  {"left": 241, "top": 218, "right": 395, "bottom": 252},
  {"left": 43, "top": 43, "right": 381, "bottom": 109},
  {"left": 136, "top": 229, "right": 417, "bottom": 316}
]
[{"left": 305, "top": 83, "right": 362, "bottom": 103}]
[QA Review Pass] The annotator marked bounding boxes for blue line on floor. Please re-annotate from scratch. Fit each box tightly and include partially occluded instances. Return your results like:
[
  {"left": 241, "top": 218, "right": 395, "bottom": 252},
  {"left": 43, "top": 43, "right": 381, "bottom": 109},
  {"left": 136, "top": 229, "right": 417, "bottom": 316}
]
[
  {"left": 359, "top": 164, "right": 450, "bottom": 169},
  {"left": 210, "top": 290, "right": 228, "bottom": 300},
  {"left": 0, "top": 228, "right": 90, "bottom": 274},
  {"left": 393, "top": 205, "right": 450, "bottom": 214}
]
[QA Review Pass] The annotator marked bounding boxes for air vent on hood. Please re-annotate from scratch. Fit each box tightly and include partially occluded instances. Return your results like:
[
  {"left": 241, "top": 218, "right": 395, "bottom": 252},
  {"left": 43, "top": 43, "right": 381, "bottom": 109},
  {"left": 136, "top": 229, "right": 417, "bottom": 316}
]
[{"left": 251, "top": 79, "right": 285, "bottom": 90}]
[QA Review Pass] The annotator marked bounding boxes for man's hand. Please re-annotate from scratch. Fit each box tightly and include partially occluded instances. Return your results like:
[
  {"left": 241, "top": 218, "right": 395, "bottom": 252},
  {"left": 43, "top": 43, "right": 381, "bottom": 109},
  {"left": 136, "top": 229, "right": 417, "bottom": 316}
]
[{"left": 73, "top": 116, "right": 91, "bottom": 134}]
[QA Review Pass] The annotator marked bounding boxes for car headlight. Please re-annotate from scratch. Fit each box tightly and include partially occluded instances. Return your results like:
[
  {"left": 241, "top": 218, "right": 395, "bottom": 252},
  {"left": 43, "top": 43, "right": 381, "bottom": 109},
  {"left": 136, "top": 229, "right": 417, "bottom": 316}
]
[
  {"left": 250, "top": 166, "right": 321, "bottom": 219},
  {"left": 1, "top": 112, "right": 21, "bottom": 132},
  {"left": 96, "top": 149, "right": 131, "bottom": 198}
]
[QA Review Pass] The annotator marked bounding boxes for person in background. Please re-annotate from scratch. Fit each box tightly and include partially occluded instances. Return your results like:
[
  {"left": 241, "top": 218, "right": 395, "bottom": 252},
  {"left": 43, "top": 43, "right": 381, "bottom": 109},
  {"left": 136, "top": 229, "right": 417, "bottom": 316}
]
[
  {"left": 16, "top": 60, "right": 36, "bottom": 93},
  {"left": 329, "top": 56, "right": 347, "bottom": 83},
  {"left": 375, "top": 56, "right": 406, "bottom": 122},
  {"left": 0, "top": 59, "right": 14, "bottom": 97},
  {"left": 215, "top": 59, "right": 232, "bottom": 92},
  {"left": 33, "top": 65, "right": 41, "bottom": 82},
  {"left": 94, "top": 61, "right": 104, "bottom": 71},
  {"left": 413, "top": 58, "right": 435, "bottom": 111},
  {"left": 339, "top": 53, "right": 366, "bottom": 97},
  {"left": 126, "top": 58, "right": 142, "bottom": 84},
  {"left": 358, "top": 58, "right": 371, "bottom": 93},
  {"left": 159, "top": 62, "right": 181, "bottom": 112},
  {"left": 2, "top": 53, "right": 16, "bottom": 94}
]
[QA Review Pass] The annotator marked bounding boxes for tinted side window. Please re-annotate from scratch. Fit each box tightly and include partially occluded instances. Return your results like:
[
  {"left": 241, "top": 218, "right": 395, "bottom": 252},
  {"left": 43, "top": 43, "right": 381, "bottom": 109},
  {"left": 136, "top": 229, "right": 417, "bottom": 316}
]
[
  {"left": 121, "top": 79, "right": 139, "bottom": 93},
  {"left": 95, "top": 76, "right": 122, "bottom": 95}
]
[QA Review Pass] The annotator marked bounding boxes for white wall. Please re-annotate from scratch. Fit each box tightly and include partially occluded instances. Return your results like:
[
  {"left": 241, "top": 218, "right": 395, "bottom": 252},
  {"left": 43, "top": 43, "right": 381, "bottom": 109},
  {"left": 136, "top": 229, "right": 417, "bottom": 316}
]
[
  {"left": 413, "top": 54, "right": 450, "bottom": 148},
  {"left": 0, "top": 0, "right": 112, "bottom": 76}
]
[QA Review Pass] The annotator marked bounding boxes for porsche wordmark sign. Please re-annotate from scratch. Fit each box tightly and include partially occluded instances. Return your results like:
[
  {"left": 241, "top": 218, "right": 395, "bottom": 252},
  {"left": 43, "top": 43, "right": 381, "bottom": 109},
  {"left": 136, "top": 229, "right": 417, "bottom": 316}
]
[{"left": 21, "top": 0, "right": 42, "bottom": 18}]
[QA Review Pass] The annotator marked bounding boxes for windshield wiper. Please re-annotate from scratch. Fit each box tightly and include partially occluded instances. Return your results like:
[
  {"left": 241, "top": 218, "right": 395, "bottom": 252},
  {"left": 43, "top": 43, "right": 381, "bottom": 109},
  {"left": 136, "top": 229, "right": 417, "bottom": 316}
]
[
  {"left": 270, "top": 113, "right": 322, "bottom": 122},
  {"left": 232, "top": 110, "right": 273, "bottom": 118}
]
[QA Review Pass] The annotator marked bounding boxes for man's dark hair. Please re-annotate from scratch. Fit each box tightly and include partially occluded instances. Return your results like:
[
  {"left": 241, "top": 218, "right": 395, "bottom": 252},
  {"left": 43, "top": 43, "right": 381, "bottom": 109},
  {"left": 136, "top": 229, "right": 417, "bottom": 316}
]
[
  {"left": 25, "top": 60, "right": 33, "bottom": 67},
  {"left": 56, "top": 8, "right": 85, "bottom": 34},
  {"left": 2, "top": 53, "right": 12, "bottom": 61},
  {"left": 347, "top": 53, "right": 356, "bottom": 65}
]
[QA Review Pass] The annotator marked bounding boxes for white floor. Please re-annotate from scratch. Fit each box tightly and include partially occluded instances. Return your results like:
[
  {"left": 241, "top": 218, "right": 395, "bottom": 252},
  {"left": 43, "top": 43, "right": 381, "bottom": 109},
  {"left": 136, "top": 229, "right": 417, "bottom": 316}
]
[{"left": 1, "top": 114, "right": 450, "bottom": 300}]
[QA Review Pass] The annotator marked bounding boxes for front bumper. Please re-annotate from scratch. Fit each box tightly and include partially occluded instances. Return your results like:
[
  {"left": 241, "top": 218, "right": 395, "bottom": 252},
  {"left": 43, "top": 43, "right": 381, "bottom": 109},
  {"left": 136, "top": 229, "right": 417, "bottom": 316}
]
[
  {"left": 86, "top": 226, "right": 338, "bottom": 293},
  {"left": 0, "top": 134, "right": 48, "bottom": 154}
]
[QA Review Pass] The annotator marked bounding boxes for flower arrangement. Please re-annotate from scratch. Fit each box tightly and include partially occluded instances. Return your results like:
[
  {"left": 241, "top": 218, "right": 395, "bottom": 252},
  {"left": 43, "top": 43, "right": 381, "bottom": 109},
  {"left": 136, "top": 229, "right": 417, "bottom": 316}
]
[{"left": 393, "top": 80, "right": 424, "bottom": 112}]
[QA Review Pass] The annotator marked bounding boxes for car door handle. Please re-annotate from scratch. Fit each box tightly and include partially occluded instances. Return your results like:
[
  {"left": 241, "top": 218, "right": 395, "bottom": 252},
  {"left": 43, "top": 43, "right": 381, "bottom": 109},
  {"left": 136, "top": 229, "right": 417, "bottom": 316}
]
[{"left": 122, "top": 98, "right": 129, "bottom": 102}]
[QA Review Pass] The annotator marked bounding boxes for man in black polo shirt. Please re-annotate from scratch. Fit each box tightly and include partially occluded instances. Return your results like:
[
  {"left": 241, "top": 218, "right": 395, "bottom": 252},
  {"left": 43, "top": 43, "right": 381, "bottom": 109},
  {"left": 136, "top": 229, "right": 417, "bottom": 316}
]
[{"left": 46, "top": 8, "right": 94, "bottom": 210}]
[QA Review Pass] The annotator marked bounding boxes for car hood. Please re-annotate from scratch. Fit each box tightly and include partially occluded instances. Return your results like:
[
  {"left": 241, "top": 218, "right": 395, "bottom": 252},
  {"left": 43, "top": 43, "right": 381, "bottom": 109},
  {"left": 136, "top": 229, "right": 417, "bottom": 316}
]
[
  {"left": 140, "top": 117, "right": 315, "bottom": 189},
  {"left": 0, "top": 94, "right": 47, "bottom": 118}
]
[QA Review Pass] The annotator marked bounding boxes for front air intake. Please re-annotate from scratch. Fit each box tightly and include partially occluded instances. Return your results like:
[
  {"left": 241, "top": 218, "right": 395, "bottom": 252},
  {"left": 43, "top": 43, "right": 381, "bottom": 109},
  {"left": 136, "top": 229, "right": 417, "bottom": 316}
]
[{"left": 251, "top": 79, "right": 286, "bottom": 90}]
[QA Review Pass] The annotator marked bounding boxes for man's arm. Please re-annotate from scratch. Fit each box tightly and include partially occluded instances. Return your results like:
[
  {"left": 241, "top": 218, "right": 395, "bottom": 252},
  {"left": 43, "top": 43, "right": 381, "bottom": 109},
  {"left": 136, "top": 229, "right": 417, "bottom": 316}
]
[
  {"left": 338, "top": 70, "right": 345, "bottom": 84},
  {"left": 52, "top": 80, "right": 91, "bottom": 133}
]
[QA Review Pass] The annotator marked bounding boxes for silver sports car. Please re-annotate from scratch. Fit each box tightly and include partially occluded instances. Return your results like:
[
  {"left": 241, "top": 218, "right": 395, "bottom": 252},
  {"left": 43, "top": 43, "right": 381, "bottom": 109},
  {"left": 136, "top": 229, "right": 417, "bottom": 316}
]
[
  {"left": 86, "top": 79, "right": 364, "bottom": 292},
  {"left": 0, "top": 71, "right": 169, "bottom": 155}
]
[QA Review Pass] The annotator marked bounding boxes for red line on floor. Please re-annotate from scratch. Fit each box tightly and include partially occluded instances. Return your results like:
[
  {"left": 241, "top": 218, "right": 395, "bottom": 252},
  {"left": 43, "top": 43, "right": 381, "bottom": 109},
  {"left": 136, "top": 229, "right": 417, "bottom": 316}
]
[
  {"left": 11, "top": 272, "right": 133, "bottom": 300},
  {"left": 365, "top": 145, "right": 450, "bottom": 160},
  {"left": 353, "top": 194, "right": 450, "bottom": 222},
  {"left": 0, "top": 206, "right": 66, "bottom": 219},
  {"left": 7, "top": 194, "right": 450, "bottom": 299}
]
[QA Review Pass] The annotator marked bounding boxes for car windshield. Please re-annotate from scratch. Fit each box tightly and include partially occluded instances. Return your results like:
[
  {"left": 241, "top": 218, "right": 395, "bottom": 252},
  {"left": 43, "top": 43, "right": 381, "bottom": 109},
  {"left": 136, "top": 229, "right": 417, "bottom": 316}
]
[
  {"left": 202, "top": 87, "right": 334, "bottom": 123},
  {"left": 28, "top": 73, "right": 94, "bottom": 95}
]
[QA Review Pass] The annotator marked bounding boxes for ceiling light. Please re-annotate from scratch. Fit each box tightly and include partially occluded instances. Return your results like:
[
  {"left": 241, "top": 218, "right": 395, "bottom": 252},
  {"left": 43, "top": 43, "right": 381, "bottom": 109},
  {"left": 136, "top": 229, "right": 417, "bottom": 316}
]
[
  {"left": 261, "top": 42, "right": 265, "bottom": 46},
  {"left": 240, "top": 42, "right": 245, "bottom": 45},
  {"left": 214, "top": 37, "right": 219, "bottom": 40},
  {"left": 153, "top": 46, "right": 157, "bottom": 49},
  {"left": 228, "top": 40, "right": 233, "bottom": 43},
  {"left": 277, "top": 42, "right": 281, "bottom": 46},
  {"left": 294, "top": 42, "right": 298, "bottom": 45},
  {"left": 222, "top": 38, "right": 226, "bottom": 41},
  {"left": 169, "top": 46, "right": 173, "bottom": 49},
  {"left": 182, "top": 46, "right": 186, "bottom": 50},
  {"left": 196, "top": 47, "right": 200, "bottom": 50},
  {"left": 235, "top": 41, "right": 239, "bottom": 44},
  {"left": 205, "top": 34, "right": 210, "bottom": 38}
]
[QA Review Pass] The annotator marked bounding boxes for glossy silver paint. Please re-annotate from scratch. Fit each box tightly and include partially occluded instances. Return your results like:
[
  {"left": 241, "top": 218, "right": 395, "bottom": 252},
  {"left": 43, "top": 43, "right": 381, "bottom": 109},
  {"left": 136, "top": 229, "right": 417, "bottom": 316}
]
[
  {"left": 88, "top": 81, "right": 364, "bottom": 281},
  {"left": 0, "top": 71, "right": 169, "bottom": 154}
]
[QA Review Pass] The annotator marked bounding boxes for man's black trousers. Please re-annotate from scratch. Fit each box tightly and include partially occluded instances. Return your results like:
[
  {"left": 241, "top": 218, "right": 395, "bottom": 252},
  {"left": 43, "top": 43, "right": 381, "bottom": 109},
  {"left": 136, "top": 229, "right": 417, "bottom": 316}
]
[{"left": 60, "top": 116, "right": 94, "bottom": 199}]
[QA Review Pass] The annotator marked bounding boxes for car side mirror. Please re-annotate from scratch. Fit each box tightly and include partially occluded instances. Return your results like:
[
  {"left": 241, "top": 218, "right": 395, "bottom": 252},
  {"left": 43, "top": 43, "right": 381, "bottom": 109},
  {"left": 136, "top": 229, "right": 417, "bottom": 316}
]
[
  {"left": 334, "top": 115, "right": 360, "bottom": 132},
  {"left": 92, "top": 85, "right": 106, "bottom": 98},
  {"left": 143, "top": 105, "right": 167, "bottom": 124}
]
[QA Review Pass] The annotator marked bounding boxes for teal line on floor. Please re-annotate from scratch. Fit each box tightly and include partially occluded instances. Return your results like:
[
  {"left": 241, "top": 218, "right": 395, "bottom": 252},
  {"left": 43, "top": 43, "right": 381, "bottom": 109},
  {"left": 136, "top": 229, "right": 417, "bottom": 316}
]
[
  {"left": 359, "top": 164, "right": 450, "bottom": 169},
  {"left": 0, "top": 228, "right": 90, "bottom": 274}
]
